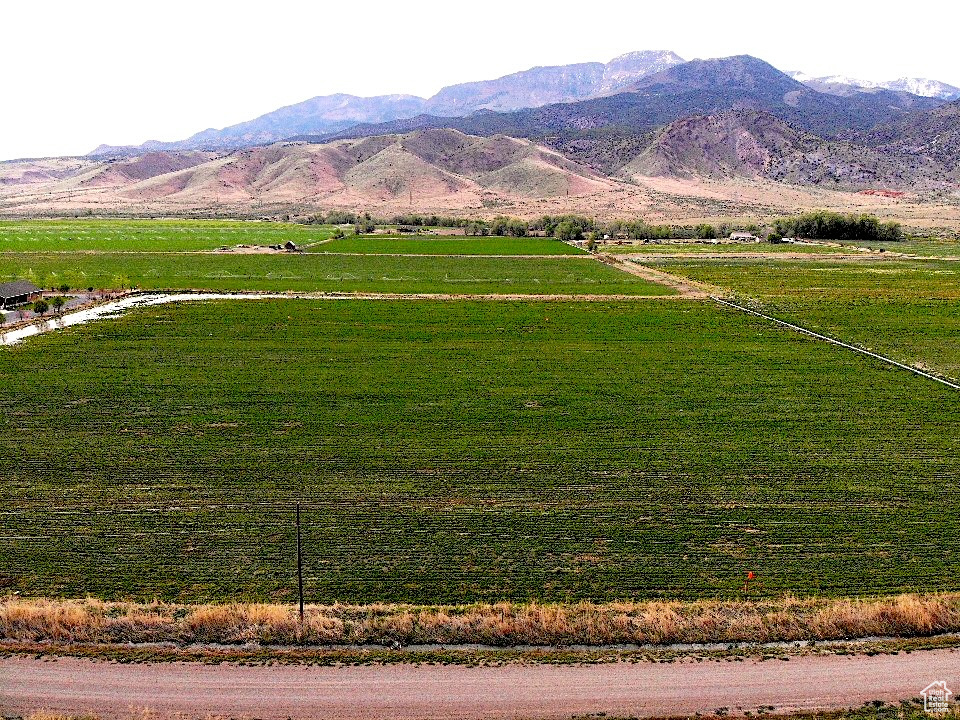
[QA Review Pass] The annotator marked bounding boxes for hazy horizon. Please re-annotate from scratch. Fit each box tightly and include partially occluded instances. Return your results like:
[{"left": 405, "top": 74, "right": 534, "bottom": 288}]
[{"left": 5, "top": 0, "right": 958, "bottom": 162}]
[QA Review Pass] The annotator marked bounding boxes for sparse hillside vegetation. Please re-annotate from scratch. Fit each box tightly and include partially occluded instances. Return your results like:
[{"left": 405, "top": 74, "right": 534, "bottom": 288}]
[{"left": 620, "top": 110, "right": 948, "bottom": 190}]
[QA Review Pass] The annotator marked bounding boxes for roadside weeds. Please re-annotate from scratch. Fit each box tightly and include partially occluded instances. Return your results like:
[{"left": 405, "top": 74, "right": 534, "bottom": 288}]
[{"left": 5, "top": 594, "right": 960, "bottom": 658}]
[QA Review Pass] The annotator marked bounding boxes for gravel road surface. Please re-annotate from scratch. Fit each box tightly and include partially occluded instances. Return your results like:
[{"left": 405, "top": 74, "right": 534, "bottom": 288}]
[{"left": 3, "top": 649, "right": 959, "bottom": 719}]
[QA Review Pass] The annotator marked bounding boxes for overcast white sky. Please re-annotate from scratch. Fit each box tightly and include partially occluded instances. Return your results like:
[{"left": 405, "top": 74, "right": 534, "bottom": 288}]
[{"left": 4, "top": 0, "right": 957, "bottom": 162}]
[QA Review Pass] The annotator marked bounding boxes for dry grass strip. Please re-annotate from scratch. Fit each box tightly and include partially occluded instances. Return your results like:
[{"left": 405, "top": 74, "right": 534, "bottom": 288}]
[{"left": 3, "top": 594, "right": 959, "bottom": 647}]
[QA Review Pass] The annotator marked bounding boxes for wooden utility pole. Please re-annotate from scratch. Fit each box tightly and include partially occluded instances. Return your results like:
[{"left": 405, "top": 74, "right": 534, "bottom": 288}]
[{"left": 296, "top": 502, "right": 304, "bottom": 624}]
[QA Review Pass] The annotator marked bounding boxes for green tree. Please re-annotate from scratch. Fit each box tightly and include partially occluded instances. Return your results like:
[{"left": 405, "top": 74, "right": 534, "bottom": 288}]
[
  {"left": 774, "top": 211, "right": 903, "bottom": 241},
  {"left": 353, "top": 213, "right": 376, "bottom": 234},
  {"left": 695, "top": 224, "right": 717, "bottom": 240},
  {"left": 553, "top": 221, "right": 582, "bottom": 242},
  {"left": 52, "top": 296, "right": 66, "bottom": 315},
  {"left": 33, "top": 299, "right": 49, "bottom": 316}
]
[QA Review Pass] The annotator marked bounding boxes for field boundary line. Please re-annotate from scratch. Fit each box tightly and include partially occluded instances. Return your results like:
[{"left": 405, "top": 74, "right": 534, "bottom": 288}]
[
  {"left": 595, "top": 254, "right": 711, "bottom": 298},
  {"left": 714, "top": 297, "right": 960, "bottom": 390}
]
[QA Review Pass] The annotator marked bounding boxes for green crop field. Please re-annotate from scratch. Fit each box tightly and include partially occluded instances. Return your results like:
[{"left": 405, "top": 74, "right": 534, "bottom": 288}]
[
  {"left": 0, "top": 252, "right": 669, "bottom": 295},
  {"left": 0, "top": 219, "right": 338, "bottom": 252},
  {"left": 837, "top": 238, "right": 960, "bottom": 258},
  {"left": 2, "top": 299, "right": 958, "bottom": 603},
  {"left": 315, "top": 234, "right": 585, "bottom": 255},
  {"left": 649, "top": 258, "right": 960, "bottom": 379},
  {"left": 603, "top": 242, "right": 851, "bottom": 254},
  {"left": 647, "top": 258, "right": 960, "bottom": 301}
]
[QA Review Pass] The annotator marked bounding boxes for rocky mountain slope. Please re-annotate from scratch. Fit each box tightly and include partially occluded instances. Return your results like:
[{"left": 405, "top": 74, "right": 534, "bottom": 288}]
[
  {"left": 861, "top": 100, "right": 960, "bottom": 172},
  {"left": 426, "top": 50, "right": 684, "bottom": 114},
  {"left": 314, "top": 56, "right": 942, "bottom": 172},
  {"left": 91, "top": 51, "right": 684, "bottom": 156},
  {"left": 620, "top": 109, "right": 948, "bottom": 189}
]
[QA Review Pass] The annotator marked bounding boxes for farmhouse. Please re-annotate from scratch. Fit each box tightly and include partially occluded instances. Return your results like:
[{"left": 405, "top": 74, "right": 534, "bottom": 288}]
[
  {"left": 729, "top": 231, "right": 759, "bottom": 242},
  {"left": 0, "top": 280, "right": 42, "bottom": 310}
]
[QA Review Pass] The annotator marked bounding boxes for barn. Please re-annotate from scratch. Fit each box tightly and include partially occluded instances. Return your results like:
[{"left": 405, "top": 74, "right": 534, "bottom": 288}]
[{"left": 0, "top": 280, "right": 42, "bottom": 310}]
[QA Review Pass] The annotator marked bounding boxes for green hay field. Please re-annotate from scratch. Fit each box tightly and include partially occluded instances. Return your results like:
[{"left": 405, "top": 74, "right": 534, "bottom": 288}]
[
  {"left": 2, "top": 299, "right": 958, "bottom": 603},
  {"left": 315, "top": 234, "right": 585, "bottom": 255},
  {"left": 0, "top": 219, "right": 337, "bottom": 252},
  {"left": 0, "top": 253, "right": 669, "bottom": 295},
  {"left": 649, "top": 258, "right": 960, "bottom": 378},
  {"left": 838, "top": 238, "right": 960, "bottom": 258},
  {"left": 603, "top": 242, "right": 852, "bottom": 254}
]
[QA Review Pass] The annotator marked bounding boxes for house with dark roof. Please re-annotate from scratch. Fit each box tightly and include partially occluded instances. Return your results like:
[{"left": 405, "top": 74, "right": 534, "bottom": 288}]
[{"left": 0, "top": 280, "right": 42, "bottom": 310}]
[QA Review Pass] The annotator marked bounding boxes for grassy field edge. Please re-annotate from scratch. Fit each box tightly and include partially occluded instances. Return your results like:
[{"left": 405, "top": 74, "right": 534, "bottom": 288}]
[{"left": 6, "top": 594, "right": 960, "bottom": 650}]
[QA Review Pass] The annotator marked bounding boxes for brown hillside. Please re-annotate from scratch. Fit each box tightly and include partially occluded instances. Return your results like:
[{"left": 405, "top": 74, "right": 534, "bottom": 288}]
[
  {"left": 3, "top": 129, "right": 959, "bottom": 228},
  {"left": 621, "top": 109, "right": 949, "bottom": 190},
  {"left": 76, "top": 151, "right": 216, "bottom": 188},
  {"left": 863, "top": 100, "right": 960, "bottom": 173},
  {"left": 3, "top": 130, "right": 612, "bottom": 211}
]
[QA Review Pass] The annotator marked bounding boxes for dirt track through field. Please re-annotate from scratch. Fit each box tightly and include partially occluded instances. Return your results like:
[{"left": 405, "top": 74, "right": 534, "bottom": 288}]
[
  {"left": 597, "top": 253, "right": 711, "bottom": 297},
  {"left": 3, "top": 650, "right": 959, "bottom": 719}
]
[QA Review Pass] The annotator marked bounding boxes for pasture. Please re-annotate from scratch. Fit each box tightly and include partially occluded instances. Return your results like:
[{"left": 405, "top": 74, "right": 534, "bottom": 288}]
[
  {"left": 837, "top": 237, "right": 960, "bottom": 258},
  {"left": 603, "top": 242, "right": 853, "bottom": 255},
  {"left": 647, "top": 258, "right": 960, "bottom": 301},
  {"left": 0, "top": 219, "right": 339, "bottom": 252},
  {"left": 0, "top": 252, "right": 669, "bottom": 295},
  {"left": 314, "top": 234, "right": 585, "bottom": 255},
  {"left": 649, "top": 258, "right": 960, "bottom": 378},
  {"left": 2, "top": 299, "right": 958, "bottom": 603}
]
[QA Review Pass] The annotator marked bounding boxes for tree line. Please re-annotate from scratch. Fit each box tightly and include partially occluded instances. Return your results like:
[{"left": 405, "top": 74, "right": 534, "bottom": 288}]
[
  {"left": 302, "top": 210, "right": 905, "bottom": 243},
  {"left": 772, "top": 211, "right": 902, "bottom": 242}
]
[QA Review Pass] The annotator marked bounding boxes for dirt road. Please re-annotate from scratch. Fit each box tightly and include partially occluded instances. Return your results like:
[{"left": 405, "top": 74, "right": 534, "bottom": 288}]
[
  {"left": 596, "top": 253, "right": 710, "bottom": 298},
  {"left": 3, "top": 650, "right": 959, "bottom": 720}
]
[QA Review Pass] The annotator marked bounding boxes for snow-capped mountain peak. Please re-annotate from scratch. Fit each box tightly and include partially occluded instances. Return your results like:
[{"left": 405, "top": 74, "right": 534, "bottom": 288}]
[{"left": 788, "top": 71, "right": 960, "bottom": 100}]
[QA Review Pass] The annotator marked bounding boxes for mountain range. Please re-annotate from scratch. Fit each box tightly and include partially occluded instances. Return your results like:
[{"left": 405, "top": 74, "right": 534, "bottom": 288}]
[
  {"left": 87, "top": 51, "right": 957, "bottom": 163},
  {"left": 90, "top": 51, "right": 685, "bottom": 156},
  {"left": 787, "top": 72, "right": 960, "bottom": 100},
  {"left": 4, "top": 51, "right": 958, "bottom": 218},
  {"left": 297, "top": 56, "right": 945, "bottom": 174}
]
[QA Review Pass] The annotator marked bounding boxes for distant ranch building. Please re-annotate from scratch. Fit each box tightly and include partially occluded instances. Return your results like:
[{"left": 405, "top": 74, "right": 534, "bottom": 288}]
[
  {"left": 729, "top": 231, "right": 759, "bottom": 242},
  {"left": 0, "top": 280, "right": 41, "bottom": 310}
]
